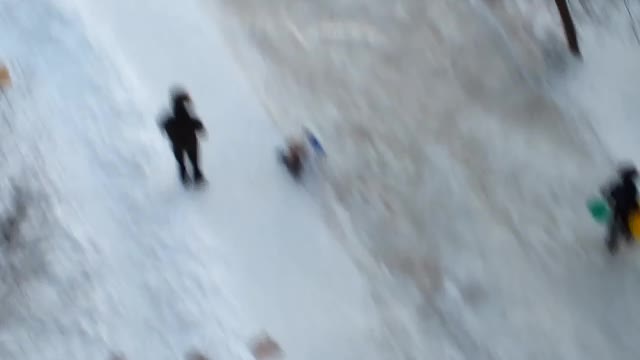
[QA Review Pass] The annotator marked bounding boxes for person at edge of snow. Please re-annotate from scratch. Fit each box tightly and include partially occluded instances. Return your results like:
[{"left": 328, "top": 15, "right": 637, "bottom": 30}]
[
  {"left": 159, "top": 86, "right": 207, "bottom": 186},
  {"left": 601, "top": 163, "right": 639, "bottom": 254}
]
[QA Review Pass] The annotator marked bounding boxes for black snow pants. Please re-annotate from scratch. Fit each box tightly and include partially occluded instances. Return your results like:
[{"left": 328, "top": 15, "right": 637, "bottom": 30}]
[
  {"left": 172, "top": 142, "right": 202, "bottom": 182},
  {"left": 607, "top": 209, "right": 633, "bottom": 253}
]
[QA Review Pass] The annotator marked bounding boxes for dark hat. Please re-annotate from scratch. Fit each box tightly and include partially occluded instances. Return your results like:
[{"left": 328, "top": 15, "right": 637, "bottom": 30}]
[
  {"left": 170, "top": 86, "right": 190, "bottom": 103},
  {"left": 618, "top": 163, "right": 638, "bottom": 181}
]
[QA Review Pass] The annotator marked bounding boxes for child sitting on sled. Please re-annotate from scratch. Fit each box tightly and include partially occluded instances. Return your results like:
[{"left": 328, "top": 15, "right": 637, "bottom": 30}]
[{"left": 279, "top": 128, "right": 325, "bottom": 180}]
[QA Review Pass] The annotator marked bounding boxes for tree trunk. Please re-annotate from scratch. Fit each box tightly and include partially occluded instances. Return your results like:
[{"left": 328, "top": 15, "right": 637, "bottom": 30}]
[{"left": 555, "top": 0, "right": 581, "bottom": 57}]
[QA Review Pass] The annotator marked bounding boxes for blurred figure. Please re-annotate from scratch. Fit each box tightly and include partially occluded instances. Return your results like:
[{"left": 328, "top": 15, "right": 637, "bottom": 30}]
[
  {"left": 602, "top": 164, "right": 639, "bottom": 253},
  {"left": 160, "top": 87, "right": 207, "bottom": 185},
  {"left": 278, "top": 127, "right": 325, "bottom": 180},
  {"left": 279, "top": 137, "right": 307, "bottom": 179}
]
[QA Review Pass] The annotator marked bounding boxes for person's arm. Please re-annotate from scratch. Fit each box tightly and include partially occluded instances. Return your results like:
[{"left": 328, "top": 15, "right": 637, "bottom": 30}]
[
  {"left": 193, "top": 119, "right": 208, "bottom": 139},
  {"left": 159, "top": 120, "right": 167, "bottom": 134},
  {"left": 158, "top": 112, "right": 172, "bottom": 135},
  {"left": 599, "top": 182, "right": 616, "bottom": 207}
]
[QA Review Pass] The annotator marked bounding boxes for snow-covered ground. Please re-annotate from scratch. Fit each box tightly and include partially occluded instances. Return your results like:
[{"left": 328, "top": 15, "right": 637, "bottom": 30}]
[
  {"left": 2, "top": 0, "right": 640, "bottom": 359},
  {"left": 212, "top": 0, "right": 640, "bottom": 359},
  {"left": 565, "top": 9, "right": 640, "bottom": 165},
  {"left": 0, "top": 0, "right": 394, "bottom": 359}
]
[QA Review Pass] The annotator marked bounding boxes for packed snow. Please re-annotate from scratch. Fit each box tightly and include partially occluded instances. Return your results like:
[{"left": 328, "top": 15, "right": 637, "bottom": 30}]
[
  {"left": 1, "top": 0, "right": 640, "bottom": 359},
  {"left": 210, "top": 0, "right": 640, "bottom": 359},
  {"left": 0, "top": 0, "right": 389, "bottom": 358}
]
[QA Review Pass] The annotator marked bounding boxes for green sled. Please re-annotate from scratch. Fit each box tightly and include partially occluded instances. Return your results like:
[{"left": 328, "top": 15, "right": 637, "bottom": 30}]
[{"left": 587, "top": 197, "right": 612, "bottom": 224}]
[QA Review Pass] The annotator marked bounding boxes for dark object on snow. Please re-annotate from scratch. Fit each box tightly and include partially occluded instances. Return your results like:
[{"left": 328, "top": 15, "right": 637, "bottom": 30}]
[
  {"left": 160, "top": 88, "right": 206, "bottom": 184},
  {"left": 185, "top": 350, "right": 210, "bottom": 360},
  {"left": 554, "top": 0, "right": 581, "bottom": 57},
  {"left": 603, "top": 164, "right": 639, "bottom": 253},
  {"left": 279, "top": 140, "right": 307, "bottom": 180}
]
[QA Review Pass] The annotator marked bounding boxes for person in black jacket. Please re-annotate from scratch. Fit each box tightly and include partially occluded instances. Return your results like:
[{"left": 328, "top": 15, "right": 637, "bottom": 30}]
[
  {"left": 603, "top": 164, "right": 639, "bottom": 253},
  {"left": 160, "top": 88, "right": 206, "bottom": 185}
]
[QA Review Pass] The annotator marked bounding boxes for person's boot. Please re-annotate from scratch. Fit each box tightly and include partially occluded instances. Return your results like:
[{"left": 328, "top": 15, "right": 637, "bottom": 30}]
[
  {"left": 193, "top": 168, "right": 206, "bottom": 185},
  {"left": 179, "top": 165, "right": 190, "bottom": 185}
]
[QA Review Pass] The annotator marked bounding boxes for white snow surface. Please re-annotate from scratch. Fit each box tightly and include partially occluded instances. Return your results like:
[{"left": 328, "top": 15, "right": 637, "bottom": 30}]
[
  {"left": 3, "top": 0, "right": 640, "bottom": 359},
  {"left": 0, "top": 0, "right": 389, "bottom": 359}
]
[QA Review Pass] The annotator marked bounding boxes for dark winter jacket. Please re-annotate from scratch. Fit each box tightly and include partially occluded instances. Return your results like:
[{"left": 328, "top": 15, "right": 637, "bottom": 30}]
[
  {"left": 608, "top": 178, "right": 639, "bottom": 217},
  {"left": 161, "top": 98, "right": 205, "bottom": 148}
]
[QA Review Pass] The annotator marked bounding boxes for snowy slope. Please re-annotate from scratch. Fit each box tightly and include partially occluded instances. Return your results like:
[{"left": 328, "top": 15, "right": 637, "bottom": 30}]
[
  {"left": 563, "top": 16, "right": 640, "bottom": 167},
  {"left": 4, "top": 0, "right": 640, "bottom": 359},
  {"left": 0, "top": 0, "right": 394, "bottom": 358},
  {"left": 208, "top": 0, "right": 640, "bottom": 359}
]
